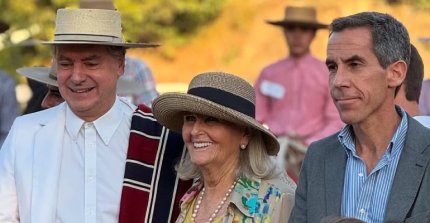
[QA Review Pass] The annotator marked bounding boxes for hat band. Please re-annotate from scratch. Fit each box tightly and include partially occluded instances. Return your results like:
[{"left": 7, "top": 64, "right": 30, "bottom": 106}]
[
  {"left": 54, "top": 34, "right": 123, "bottom": 43},
  {"left": 188, "top": 87, "right": 255, "bottom": 118}
]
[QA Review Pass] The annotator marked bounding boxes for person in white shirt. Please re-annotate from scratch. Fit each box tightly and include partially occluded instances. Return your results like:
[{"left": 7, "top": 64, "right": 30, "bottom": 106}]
[
  {"left": 394, "top": 44, "right": 430, "bottom": 128},
  {"left": 0, "top": 7, "right": 158, "bottom": 223}
]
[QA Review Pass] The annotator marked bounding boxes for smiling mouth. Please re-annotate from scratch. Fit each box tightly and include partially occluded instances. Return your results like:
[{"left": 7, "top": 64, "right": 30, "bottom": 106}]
[
  {"left": 70, "top": 87, "right": 94, "bottom": 93},
  {"left": 193, "top": 142, "right": 212, "bottom": 150}
]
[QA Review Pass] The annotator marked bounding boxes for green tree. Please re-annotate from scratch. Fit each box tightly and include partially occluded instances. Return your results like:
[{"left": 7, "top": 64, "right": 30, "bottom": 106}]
[{"left": 0, "top": 0, "right": 225, "bottom": 80}]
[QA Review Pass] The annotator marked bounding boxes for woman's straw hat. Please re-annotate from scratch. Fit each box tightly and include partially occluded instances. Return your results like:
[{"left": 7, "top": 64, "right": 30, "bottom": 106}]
[
  {"left": 152, "top": 71, "right": 279, "bottom": 155},
  {"left": 16, "top": 65, "right": 146, "bottom": 94},
  {"left": 42, "top": 8, "right": 158, "bottom": 48},
  {"left": 266, "top": 6, "right": 327, "bottom": 29}
]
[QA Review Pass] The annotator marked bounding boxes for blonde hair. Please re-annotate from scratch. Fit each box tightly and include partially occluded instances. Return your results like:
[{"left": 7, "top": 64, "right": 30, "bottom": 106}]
[{"left": 176, "top": 129, "right": 280, "bottom": 180}]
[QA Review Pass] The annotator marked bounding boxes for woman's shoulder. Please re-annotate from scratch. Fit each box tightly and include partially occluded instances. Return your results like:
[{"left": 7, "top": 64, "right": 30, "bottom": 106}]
[{"left": 261, "top": 172, "right": 296, "bottom": 195}]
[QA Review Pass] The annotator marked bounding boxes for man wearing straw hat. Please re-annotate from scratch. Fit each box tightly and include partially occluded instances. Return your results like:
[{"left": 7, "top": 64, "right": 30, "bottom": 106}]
[
  {"left": 255, "top": 6, "right": 343, "bottom": 176},
  {"left": 0, "top": 5, "right": 191, "bottom": 223},
  {"left": 0, "top": 20, "right": 19, "bottom": 148}
]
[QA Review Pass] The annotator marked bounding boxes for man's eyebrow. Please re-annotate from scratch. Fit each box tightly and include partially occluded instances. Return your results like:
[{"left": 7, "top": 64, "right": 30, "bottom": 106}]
[
  {"left": 343, "top": 55, "right": 365, "bottom": 63},
  {"left": 325, "top": 58, "right": 335, "bottom": 65}
]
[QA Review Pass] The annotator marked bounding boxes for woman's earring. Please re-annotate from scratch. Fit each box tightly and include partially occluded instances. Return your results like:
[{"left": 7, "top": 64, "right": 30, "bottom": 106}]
[{"left": 240, "top": 144, "right": 246, "bottom": 150}]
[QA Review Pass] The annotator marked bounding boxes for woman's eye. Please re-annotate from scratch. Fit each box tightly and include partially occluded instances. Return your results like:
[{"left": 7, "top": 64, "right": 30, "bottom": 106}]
[
  {"left": 205, "top": 116, "right": 219, "bottom": 123},
  {"left": 184, "top": 115, "right": 196, "bottom": 122}
]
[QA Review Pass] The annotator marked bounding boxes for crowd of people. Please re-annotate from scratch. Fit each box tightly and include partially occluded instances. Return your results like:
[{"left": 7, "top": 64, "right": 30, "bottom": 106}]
[{"left": 1, "top": 0, "right": 430, "bottom": 223}]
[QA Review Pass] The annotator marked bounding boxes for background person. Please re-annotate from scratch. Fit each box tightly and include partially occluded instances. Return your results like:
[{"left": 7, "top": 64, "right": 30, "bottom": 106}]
[
  {"left": 394, "top": 44, "right": 430, "bottom": 127},
  {"left": 153, "top": 71, "right": 296, "bottom": 222},
  {"left": 255, "top": 6, "right": 343, "bottom": 176},
  {"left": 0, "top": 20, "right": 19, "bottom": 147}
]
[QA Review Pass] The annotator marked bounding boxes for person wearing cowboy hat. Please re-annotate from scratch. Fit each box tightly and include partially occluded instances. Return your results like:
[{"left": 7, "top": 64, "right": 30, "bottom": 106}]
[
  {"left": 0, "top": 5, "right": 179, "bottom": 223},
  {"left": 152, "top": 71, "right": 296, "bottom": 222},
  {"left": 254, "top": 6, "right": 343, "bottom": 177},
  {"left": 17, "top": 61, "right": 156, "bottom": 109},
  {"left": 6, "top": 1, "right": 192, "bottom": 222},
  {"left": 0, "top": 19, "right": 19, "bottom": 148}
]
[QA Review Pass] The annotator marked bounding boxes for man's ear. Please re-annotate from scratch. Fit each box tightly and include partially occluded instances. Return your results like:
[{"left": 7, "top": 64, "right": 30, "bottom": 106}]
[
  {"left": 387, "top": 60, "right": 407, "bottom": 88},
  {"left": 118, "top": 58, "right": 125, "bottom": 77}
]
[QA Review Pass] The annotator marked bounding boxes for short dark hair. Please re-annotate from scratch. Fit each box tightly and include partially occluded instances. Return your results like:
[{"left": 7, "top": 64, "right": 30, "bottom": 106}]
[
  {"left": 404, "top": 44, "right": 424, "bottom": 103},
  {"left": 330, "top": 12, "right": 410, "bottom": 68}
]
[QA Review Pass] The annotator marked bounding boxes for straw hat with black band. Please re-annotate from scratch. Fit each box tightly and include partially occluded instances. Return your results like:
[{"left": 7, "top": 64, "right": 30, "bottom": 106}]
[
  {"left": 42, "top": 6, "right": 158, "bottom": 48},
  {"left": 152, "top": 71, "right": 280, "bottom": 155},
  {"left": 266, "top": 6, "right": 327, "bottom": 29}
]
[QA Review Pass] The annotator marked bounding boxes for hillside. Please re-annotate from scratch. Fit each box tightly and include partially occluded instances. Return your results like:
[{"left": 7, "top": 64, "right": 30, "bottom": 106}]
[{"left": 123, "top": 0, "right": 430, "bottom": 90}]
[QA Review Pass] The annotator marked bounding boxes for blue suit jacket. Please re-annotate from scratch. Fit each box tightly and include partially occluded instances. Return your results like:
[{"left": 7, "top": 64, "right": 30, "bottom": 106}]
[{"left": 289, "top": 115, "right": 430, "bottom": 223}]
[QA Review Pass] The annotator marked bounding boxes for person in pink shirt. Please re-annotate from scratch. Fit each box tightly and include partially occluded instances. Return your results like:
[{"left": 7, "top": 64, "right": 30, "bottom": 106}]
[{"left": 255, "top": 6, "right": 343, "bottom": 176}]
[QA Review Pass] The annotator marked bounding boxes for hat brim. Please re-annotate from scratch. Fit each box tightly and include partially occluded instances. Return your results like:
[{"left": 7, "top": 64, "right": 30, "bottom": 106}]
[
  {"left": 41, "top": 41, "right": 160, "bottom": 48},
  {"left": 16, "top": 67, "right": 58, "bottom": 87},
  {"left": 266, "top": 20, "right": 328, "bottom": 29},
  {"left": 152, "top": 93, "right": 279, "bottom": 155}
]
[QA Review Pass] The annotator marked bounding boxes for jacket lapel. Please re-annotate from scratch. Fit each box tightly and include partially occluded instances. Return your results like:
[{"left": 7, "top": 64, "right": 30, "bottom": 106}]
[
  {"left": 31, "top": 104, "right": 67, "bottom": 223},
  {"left": 325, "top": 142, "right": 347, "bottom": 216},
  {"left": 385, "top": 117, "right": 430, "bottom": 221}
]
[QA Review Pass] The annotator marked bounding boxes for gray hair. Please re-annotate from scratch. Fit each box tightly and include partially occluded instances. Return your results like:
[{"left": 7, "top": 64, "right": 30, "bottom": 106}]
[
  {"left": 330, "top": 12, "right": 410, "bottom": 68},
  {"left": 176, "top": 129, "right": 280, "bottom": 180},
  {"left": 52, "top": 45, "right": 126, "bottom": 61}
]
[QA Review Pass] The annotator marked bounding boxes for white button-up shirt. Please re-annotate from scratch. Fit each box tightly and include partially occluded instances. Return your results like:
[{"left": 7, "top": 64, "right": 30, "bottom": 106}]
[{"left": 56, "top": 97, "right": 135, "bottom": 223}]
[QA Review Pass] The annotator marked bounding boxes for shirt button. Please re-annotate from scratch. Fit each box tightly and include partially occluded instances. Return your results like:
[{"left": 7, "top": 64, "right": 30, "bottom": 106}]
[
  {"left": 358, "top": 172, "right": 364, "bottom": 177},
  {"left": 85, "top": 123, "right": 93, "bottom": 128},
  {"left": 359, "top": 208, "right": 366, "bottom": 214},
  {"left": 88, "top": 176, "right": 94, "bottom": 181}
]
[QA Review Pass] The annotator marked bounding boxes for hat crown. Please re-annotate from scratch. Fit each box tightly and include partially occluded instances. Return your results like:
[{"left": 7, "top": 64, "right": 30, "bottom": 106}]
[
  {"left": 284, "top": 6, "right": 317, "bottom": 23},
  {"left": 188, "top": 72, "right": 255, "bottom": 106},
  {"left": 54, "top": 8, "right": 122, "bottom": 42},
  {"left": 79, "top": 0, "right": 115, "bottom": 10}
]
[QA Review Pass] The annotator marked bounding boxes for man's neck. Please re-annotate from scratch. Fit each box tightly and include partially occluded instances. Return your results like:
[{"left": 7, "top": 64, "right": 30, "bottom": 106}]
[{"left": 352, "top": 107, "right": 402, "bottom": 173}]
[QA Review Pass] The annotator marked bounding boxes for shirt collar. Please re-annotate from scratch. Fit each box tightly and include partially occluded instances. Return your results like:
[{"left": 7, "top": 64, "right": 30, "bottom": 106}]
[
  {"left": 65, "top": 97, "right": 125, "bottom": 145},
  {"left": 338, "top": 106, "right": 408, "bottom": 157}
]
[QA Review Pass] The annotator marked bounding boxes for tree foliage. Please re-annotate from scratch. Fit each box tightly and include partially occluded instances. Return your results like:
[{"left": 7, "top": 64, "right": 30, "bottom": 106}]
[{"left": 0, "top": 0, "right": 225, "bottom": 80}]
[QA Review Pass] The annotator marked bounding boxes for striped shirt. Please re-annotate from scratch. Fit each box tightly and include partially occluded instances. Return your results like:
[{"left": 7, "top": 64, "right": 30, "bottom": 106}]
[{"left": 339, "top": 107, "right": 408, "bottom": 223}]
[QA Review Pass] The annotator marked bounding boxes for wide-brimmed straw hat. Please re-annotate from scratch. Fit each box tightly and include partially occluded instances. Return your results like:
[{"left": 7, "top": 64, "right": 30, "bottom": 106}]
[
  {"left": 16, "top": 65, "right": 146, "bottom": 94},
  {"left": 42, "top": 8, "right": 158, "bottom": 48},
  {"left": 0, "top": 20, "right": 9, "bottom": 33},
  {"left": 152, "top": 71, "right": 279, "bottom": 155},
  {"left": 266, "top": 6, "right": 327, "bottom": 29}
]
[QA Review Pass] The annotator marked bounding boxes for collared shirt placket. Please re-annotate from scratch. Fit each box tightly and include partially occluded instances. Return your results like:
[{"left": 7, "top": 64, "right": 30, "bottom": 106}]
[{"left": 84, "top": 122, "right": 97, "bottom": 223}]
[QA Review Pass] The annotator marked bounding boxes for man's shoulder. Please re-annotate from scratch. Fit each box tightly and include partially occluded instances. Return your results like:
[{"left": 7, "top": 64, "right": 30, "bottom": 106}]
[
  {"left": 307, "top": 132, "right": 342, "bottom": 156},
  {"left": 132, "top": 103, "right": 182, "bottom": 138},
  {"left": 17, "top": 103, "right": 64, "bottom": 123},
  {"left": 406, "top": 116, "right": 430, "bottom": 154}
]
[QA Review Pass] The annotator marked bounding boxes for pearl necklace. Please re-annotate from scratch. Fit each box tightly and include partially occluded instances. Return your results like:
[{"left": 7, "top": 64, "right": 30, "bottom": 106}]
[{"left": 191, "top": 180, "right": 238, "bottom": 223}]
